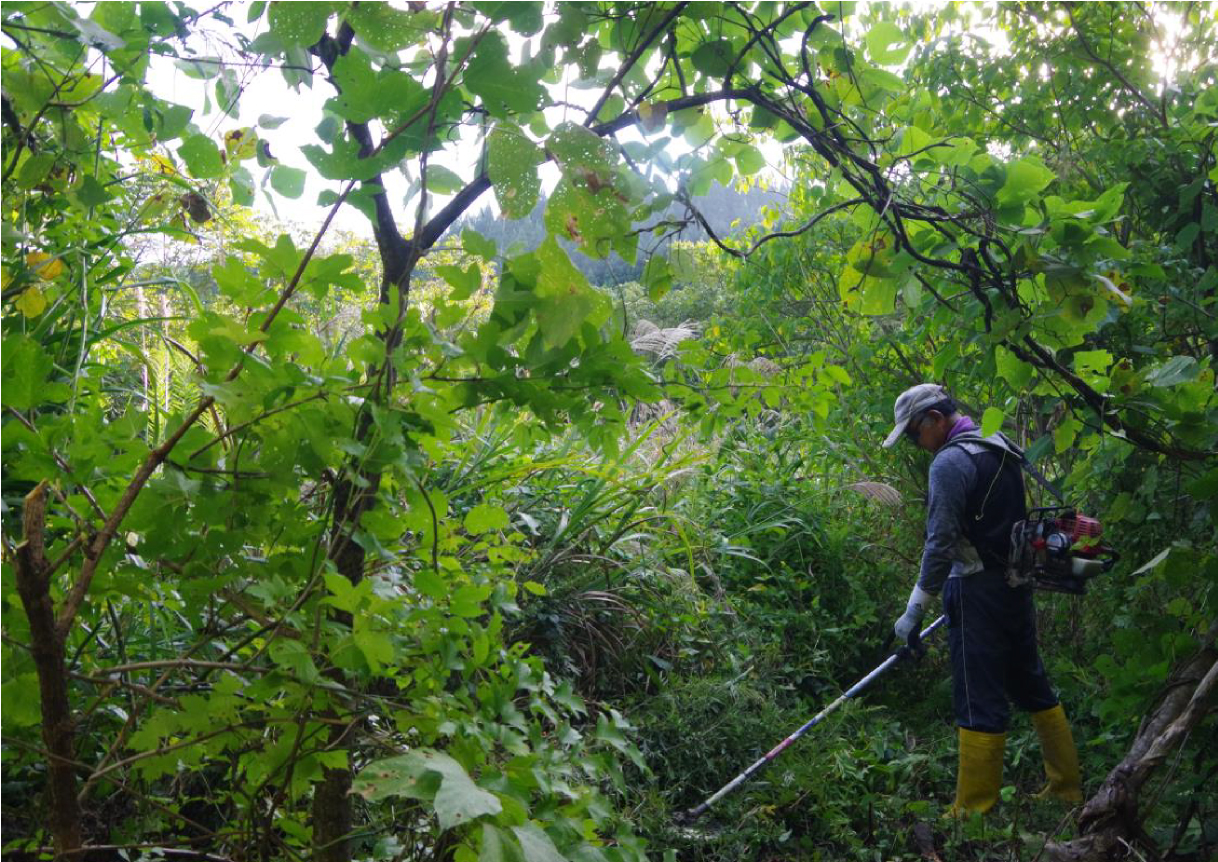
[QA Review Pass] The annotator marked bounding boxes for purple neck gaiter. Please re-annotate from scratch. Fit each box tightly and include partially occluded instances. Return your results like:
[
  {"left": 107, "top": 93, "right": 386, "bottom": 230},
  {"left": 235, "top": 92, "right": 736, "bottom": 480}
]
[{"left": 946, "top": 415, "right": 977, "bottom": 442}]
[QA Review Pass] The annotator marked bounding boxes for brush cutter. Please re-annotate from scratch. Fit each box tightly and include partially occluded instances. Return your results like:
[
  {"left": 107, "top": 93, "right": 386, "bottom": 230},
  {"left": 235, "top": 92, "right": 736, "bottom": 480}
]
[{"left": 676, "top": 614, "right": 947, "bottom": 824}]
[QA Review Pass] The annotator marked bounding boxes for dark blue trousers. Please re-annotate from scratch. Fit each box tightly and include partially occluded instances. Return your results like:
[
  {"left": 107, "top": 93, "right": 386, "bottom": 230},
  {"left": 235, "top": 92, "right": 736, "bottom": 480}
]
[{"left": 943, "top": 570, "right": 1059, "bottom": 733}]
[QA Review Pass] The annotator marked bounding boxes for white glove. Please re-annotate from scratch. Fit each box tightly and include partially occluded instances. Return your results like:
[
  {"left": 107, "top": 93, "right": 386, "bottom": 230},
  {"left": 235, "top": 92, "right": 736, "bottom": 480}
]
[{"left": 894, "top": 585, "right": 935, "bottom": 641}]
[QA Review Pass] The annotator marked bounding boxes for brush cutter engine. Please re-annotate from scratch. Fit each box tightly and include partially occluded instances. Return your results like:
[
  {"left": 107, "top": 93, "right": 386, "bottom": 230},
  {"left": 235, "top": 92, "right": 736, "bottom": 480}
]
[{"left": 1007, "top": 507, "right": 1118, "bottom": 595}]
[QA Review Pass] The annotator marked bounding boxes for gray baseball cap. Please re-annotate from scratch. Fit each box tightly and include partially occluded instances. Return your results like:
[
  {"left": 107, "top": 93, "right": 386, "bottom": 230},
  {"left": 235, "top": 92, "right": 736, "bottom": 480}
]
[{"left": 882, "top": 383, "right": 950, "bottom": 448}]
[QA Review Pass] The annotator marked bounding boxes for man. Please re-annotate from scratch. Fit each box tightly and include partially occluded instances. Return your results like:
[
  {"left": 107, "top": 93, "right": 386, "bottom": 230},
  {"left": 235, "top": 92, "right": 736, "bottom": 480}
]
[{"left": 883, "top": 383, "right": 1082, "bottom": 815}]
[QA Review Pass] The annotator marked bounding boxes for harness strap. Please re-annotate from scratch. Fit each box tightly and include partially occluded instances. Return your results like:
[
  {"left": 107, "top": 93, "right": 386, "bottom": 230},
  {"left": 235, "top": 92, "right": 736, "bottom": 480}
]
[{"left": 942, "top": 434, "right": 1066, "bottom": 505}]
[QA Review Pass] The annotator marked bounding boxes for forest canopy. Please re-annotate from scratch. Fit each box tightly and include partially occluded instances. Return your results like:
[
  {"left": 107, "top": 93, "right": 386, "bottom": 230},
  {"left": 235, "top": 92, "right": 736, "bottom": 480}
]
[{"left": 2, "top": 2, "right": 1216, "bottom": 861}]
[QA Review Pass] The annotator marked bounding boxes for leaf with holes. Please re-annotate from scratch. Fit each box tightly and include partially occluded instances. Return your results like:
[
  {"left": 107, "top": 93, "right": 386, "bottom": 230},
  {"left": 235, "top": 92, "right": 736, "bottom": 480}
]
[{"left": 488, "top": 123, "right": 543, "bottom": 219}]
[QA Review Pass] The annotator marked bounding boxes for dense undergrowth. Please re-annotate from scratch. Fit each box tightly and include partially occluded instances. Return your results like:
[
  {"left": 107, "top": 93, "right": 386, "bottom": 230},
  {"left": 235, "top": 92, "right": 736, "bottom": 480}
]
[{"left": 4, "top": 2, "right": 1216, "bottom": 861}]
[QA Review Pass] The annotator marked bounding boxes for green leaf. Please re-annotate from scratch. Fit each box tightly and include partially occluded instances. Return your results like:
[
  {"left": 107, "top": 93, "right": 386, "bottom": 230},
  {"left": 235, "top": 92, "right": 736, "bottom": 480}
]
[
  {"left": 451, "top": 583, "right": 493, "bottom": 617},
  {"left": 822, "top": 364, "right": 851, "bottom": 385},
  {"left": 269, "top": 639, "right": 320, "bottom": 682},
  {"left": 1144, "top": 356, "right": 1199, "bottom": 387},
  {"left": 354, "top": 627, "right": 394, "bottom": 672},
  {"left": 463, "top": 32, "right": 545, "bottom": 117},
  {"left": 463, "top": 228, "right": 498, "bottom": 260},
  {"left": 426, "top": 165, "right": 464, "bottom": 195},
  {"left": 464, "top": 503, "right": 509, "bottom": 533},
  {"left": 1, "top": 335, "right": 57, "bottom": 410},
  {"left": 328, "top": 48, "right": 427, "bottom": 124},
  {"left": 302, "top": 140, "right": 367, "bottom": 181},
  {"left": 534, "top": 237, "right": 608, "bottom": 347},
  {"left": 999, "top": 157, "right": 1055, "bottom": 205},
  {"left": 230, "top": 167, "right": 255, "bottom": 206},
  {"left": 543, "top": 177, "right": 630, "bottom": 259},
  {"left": 1073, "top": 349, "right": 1112, "bottom": 376},
  {"left": 487, "top": 123, "right": 543, "bottom": 219},
  {"left": 980, "top": 407, "right": 1004, "bottom": 437},
  {"left": 269, "top": 165, "right": 307, "bottom": 198},
  {"left": 414, "top": 568, "right": 447, "bottom": 600},
  {"left": 860, "top": 276, "right": 897, "bottom": 315},
  {"left": 436, "top": 263, "right": 482, "bottom": 301},
  {"left": 1054, "top": 417, "right": 1081, "bottom": 453},
  {"left": 510, "top": 825, "right": 567, "bottom": 862},
  {"left": 345, "top": 3, "right": 436, "bottom": 51},
  {"left": 734, "top": 145, "right": 765, "bottom": 175},
  {"left": 691, "top": 40, "right": 735, "bottom": 77},
  {"left": 480, "top": 824, "right": 513, "bottom": 862},
  {"left": 995, "top": 346, "right": 1033, "bottom": 388},
  {"left": 258, "top": 113, "right": 289, "bottom": 129},
  {"left": 865, "top": 21, "right": 910, "bottom": 65},
  {"left": 426, "top": 752, "right": 503, "bottom": 830},
  {"left": 0, "top": 674, "right": 41, "bottom": 727},
  {"left": 178, "top": 134, "right": 225, "bottom": 178},
  {"left": 17, "top": 153, "right": 56, "bottom": 189},
  {"left": 547, "top": 122, "right": 616, "bottom": 181},
  {"left": 859, "top": 67, "right": 905, "bottom": 92},
  {"left": 268, "top": 1, "right": 336, "bottom": 46},
  {"left": 352, "top": 754, "right": 434, "bottom": 803},
  {"left": 73, "top": 175, "right": 113, "bottom": 208},
  {"left": 644, "top": 254, "right": 673, "bottom": 301}
]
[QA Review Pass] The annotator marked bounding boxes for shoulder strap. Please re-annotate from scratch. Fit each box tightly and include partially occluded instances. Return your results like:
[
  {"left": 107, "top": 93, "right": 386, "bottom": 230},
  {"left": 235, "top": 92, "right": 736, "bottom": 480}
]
[
  {"left": 1015, "top": 456, "right": 1066, "bottom": 504},
  {"left": 941, "top": 434, "right": 1066, "bottom": 504}
]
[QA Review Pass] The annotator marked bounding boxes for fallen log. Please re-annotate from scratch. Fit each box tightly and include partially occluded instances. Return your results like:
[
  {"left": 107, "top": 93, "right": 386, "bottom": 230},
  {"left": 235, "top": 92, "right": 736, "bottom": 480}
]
[{"left": 1040, "top": 621, "right": 1218, "bottom": 862}]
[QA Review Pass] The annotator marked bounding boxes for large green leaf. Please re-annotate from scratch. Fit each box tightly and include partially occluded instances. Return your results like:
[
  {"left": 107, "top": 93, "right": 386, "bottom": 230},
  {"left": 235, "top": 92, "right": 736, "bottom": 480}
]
[
  {"left": 178, "top": 134, "right": 224, "bottom": 178},
  {"left": 463, "top": 31, "right": 546, "bottom": 118},
  {"left": 345, "top": 3, "right": 438, "bottom": 51},
  {"left": 267, "top": 1, "right": 337, "bottom": 46},
  {"left": 436, "top": 263, "right": 481, "bottom": 300},
  {"left": 353, "top": 750, "right": 501, "bottom": 831},
  {"left": 464, "top": 503, "right": 509, "bottom": 533},
  {"left": 547, "top": 122, "right": 616, "bottom": 182},
  {"left": 327, "top": 48, "right": 427, "bottom": 124},
  {"left": 534, "top": 237, "right": 608, "bottom": 348},
  {"left": 269, "top": 164, "right": 306, "bottom": 198},
  {"left": 1, "top": 335, "right": 59, "bottom": 410},
  {"left": 691, "top": 40, "right": 735, "bottom": 77},
  {"left": 866, "top": 21, "right": 910, "bottom": 64},
  {"left": 511, "top": 825, "right": 567, "bottom": 862},
  {"left": 1144, "top": 356, "right": 1200, "bottom": 388},
  {"left": 487, "top": 122, "right": 543, "bottom": 219},
  {"left": 998, "top": 157, "right": 1055, "bottom": 205},
  {"left": 543, "top": 177, "right": 630, "bottom": 259}
]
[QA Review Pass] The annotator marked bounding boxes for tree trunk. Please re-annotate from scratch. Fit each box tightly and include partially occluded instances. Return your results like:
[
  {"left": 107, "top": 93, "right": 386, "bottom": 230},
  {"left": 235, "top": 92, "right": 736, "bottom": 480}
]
[{"left": 13, "top": 482, "right": 83, "bottom": 856}]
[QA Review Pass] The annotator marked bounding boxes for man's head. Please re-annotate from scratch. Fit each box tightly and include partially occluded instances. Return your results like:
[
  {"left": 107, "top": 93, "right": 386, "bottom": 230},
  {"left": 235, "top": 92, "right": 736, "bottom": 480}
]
[{"left": 882, "top": 383, "right": 960, "bottom": 453}]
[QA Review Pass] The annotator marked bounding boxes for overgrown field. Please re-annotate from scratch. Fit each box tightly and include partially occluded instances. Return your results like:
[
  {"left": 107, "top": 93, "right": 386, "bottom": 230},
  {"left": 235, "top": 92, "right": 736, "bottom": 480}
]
[{"left": 3, "top": 2, "right": 1215, "bottom": 861}]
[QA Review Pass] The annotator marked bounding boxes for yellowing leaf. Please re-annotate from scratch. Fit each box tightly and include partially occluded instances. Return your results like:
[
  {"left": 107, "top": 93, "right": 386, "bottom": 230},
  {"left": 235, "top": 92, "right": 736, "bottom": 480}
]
[
  {"left": 138, "top": 152, "right": 181, "bottom": 176},
  {"left": 637, "top": 100, "right": 667, "bottom": 133},
  {"left": 224, "top": 127, "right": 258, "bottom": 160},
  {"left": 25, "top": 252, "right": 64, "bottom": 280},
  {"left": 15, "top": 286, "right": 47, "bottom": 317}
]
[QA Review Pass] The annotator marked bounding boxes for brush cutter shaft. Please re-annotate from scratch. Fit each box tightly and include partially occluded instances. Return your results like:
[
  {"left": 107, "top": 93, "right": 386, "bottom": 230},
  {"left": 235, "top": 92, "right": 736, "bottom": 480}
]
[{"left": 682, "top": 615, "right": 947, "bottom": 822}]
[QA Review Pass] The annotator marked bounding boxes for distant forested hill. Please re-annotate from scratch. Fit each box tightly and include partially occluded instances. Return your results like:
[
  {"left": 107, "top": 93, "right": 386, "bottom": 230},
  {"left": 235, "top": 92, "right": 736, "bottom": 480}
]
[{"left": 452, "top": 181, "right": 787, "bottom": 285}]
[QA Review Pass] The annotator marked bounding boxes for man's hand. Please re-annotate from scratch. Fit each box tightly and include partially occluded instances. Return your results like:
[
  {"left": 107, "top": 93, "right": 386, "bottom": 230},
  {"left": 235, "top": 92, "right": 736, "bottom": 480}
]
[
  {"left": 894, "top": 584, "right": 935, "bottom": 642},
  {"left": 899, "top": 628, "right": 926, "bottom": 661}
]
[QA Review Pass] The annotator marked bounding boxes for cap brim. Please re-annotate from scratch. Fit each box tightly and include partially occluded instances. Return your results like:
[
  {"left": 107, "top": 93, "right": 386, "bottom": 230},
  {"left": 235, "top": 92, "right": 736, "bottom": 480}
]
[{"left": 882, "top": 420, "right": 909, "bottom": 449}]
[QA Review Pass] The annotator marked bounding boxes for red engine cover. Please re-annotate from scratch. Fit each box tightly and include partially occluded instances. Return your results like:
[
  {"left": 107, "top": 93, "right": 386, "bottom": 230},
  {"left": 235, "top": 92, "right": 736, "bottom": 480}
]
[{"left": 1059, "top": 513, "right": 1103, "bottom": 541}]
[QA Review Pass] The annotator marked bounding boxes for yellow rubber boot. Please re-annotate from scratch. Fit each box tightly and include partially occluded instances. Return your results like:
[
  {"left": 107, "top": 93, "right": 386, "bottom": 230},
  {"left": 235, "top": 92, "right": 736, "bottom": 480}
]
[
  {"left": 1031, "top": 704, "right": 1082, "bottom": 803},
  {"left": 949, "top": 728, "right": 1006, "bottom": 817}
]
